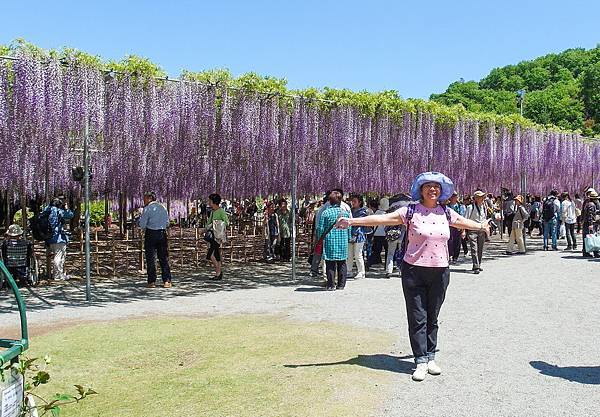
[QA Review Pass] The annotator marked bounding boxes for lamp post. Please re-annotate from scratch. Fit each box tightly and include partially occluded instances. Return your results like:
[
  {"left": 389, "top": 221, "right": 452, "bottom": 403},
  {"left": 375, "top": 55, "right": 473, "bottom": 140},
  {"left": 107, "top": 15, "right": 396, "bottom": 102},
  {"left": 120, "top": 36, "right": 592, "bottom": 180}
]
[
  {"left": 83, "top": 121, "right": 91, "bottom": 303},
  {"left": 516, "top": 89, "right": 526, "bottom": 117}
]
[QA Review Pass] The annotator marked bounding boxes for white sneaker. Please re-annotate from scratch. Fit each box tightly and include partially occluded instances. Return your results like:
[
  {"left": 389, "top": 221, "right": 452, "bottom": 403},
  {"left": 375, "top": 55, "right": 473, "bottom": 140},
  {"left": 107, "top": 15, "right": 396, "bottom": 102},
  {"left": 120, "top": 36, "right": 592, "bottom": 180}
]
[
  {"left": 412, "top": 363, "right": 428, "bottom": 381},
  {"left": 427, "top": 360, "right": 442, "bottom": 375},
  {"left": 354, "top": 273, "right": 365, "bottom": 280}
]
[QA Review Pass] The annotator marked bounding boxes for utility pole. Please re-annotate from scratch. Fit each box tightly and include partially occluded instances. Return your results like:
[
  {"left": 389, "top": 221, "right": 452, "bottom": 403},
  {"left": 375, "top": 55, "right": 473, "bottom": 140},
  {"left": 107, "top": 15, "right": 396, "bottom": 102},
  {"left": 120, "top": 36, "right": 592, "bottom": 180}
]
[
  {"left": 84, "top": 121, "right": 91, "bottom": 303},
  {"left": 517, "top": 89, "right": 526, "bottom": 117}
]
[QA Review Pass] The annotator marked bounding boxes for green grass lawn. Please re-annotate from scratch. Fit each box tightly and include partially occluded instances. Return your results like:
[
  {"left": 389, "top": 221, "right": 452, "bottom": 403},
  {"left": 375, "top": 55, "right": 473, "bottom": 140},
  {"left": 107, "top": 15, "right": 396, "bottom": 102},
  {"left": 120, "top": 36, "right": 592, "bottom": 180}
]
[{"left": 28, "top": 315, "right": 396, "bottom": 417}]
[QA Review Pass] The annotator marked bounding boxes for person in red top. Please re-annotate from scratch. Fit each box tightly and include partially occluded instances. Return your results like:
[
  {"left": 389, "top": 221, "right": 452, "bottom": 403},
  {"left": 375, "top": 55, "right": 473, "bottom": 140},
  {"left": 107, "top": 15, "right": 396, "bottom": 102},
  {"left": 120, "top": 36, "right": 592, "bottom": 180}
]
[{"left": 336, "top": 172, "right": 490, "bottom": 382}]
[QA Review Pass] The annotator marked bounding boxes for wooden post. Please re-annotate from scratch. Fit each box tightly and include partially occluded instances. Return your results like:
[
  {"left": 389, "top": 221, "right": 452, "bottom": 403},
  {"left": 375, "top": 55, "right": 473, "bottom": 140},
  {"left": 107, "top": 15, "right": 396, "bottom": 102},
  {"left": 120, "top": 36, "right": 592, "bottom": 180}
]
[
  {"left": 94, "top": 229, "right": 100, "bottom": 275},
  {"left": 80, "top": 228, "right": 84, "bottom": 253},
  {"left": 119, "top": 191, "right": 125, "bottom": 236},
  {"left": 20, "top": 192, "right": 27, "bottom": 232},
  {"left": 125, "top": 228, "right": 129, "bottom": 274},
  {"left": 104, "top": 193, "right": 109, "bottom": 234},
  {"left": 195, "top": 227, "right": 199, "bottom": 267},
  {"left": 44, "top": 155, "right": 50, "bottom": 203},
  {"left": 180, "top": 225, "right": 184, "bottom": 267},
  {"left": 111, "top": 234, "right": 116, "bottom": 278},
  {"left": 130, "top": 195, "right": 135, "bottom": 240},
  {"left": 215, "top": 160, "right": 221, "bottom": 194},
  {"left": 5, "top": 188, "right": 12, "bottom": 228},
  {"left": 139, "top": 229, "right": 144, "bottom": 272}
]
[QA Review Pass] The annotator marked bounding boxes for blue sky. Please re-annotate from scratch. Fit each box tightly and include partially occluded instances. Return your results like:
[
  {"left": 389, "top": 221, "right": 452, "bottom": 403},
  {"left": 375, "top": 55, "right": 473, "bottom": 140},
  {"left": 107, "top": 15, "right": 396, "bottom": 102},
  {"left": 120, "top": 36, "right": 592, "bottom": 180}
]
[{"left": 2, "top": 0, "right": 599, "bottom": 98}]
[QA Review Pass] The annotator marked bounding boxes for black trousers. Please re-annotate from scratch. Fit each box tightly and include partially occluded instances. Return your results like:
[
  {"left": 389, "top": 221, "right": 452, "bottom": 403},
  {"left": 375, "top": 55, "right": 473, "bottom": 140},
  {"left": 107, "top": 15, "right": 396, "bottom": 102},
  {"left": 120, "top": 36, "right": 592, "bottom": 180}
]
[
  {"left": 206, "top": 240, "right": 221, "bottom": 262},
  {"left": 401, "top": 262, "right": 450, "bottom": 364},
  {"left": 448, "top": 227, "right": 462, "bottom": 261},
  {"left": 367, "top": 236, "right": 387, "bottom": 267},
  {"left": 503, "top": 217, "right": 513, "bottom": 236},
  {"left": 565, "top": 223, "right": 577, "bottom": 248},
  {"left": 280, "top": 237, "right": 291, "bottom": 261},
  {"left": 325, "top": 260, "right": 347, "bottom": 289},
  {"left": 461, "top": 236, "right": 469, "bottom": 255},
  {"left": 145, "top": 229, "right": 172, "bottom": 284},
  {"left": 528, "top": 220, "right": 543, "bottom": 236}
]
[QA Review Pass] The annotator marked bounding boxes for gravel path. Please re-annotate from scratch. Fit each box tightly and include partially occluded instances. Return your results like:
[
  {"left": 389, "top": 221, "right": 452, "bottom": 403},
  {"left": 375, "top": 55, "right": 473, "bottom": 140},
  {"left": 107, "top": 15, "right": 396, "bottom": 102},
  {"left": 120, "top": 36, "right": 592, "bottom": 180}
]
[{"left": 1, "top": 235, "right": 598, "bottom": 417}]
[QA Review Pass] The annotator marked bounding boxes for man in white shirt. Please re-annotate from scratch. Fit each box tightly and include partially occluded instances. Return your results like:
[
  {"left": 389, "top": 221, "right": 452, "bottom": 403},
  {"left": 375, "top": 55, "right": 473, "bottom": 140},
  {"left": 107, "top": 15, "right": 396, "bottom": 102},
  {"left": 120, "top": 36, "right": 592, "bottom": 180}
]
[{"left": 139, "top": 191, "right": 172, "bottom": 288}]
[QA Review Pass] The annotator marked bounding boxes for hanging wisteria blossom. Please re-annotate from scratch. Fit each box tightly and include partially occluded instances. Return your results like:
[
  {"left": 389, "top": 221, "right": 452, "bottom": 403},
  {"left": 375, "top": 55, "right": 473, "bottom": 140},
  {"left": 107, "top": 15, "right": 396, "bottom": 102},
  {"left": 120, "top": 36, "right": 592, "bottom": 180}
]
[{"left": 0, "top": 54, "right": 598, "bottom": 208}]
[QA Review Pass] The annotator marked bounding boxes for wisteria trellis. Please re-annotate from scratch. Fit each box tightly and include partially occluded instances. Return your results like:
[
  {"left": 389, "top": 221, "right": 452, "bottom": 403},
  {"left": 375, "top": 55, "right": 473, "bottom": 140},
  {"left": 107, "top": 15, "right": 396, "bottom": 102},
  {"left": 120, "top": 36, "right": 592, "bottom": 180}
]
[{"left": 0, "top": 55, "right": 598, "bottom": 202}]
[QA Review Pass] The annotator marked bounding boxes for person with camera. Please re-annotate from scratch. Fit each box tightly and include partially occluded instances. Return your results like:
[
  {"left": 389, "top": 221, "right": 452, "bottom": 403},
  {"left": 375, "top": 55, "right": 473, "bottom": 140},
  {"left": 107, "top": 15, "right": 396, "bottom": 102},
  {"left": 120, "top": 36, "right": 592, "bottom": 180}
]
[
  {"left": 43, "top": 197, "right": 75, "bottom": 281},
  {"left": 139, "top": 191, "right": 172, "bottom": 288}
]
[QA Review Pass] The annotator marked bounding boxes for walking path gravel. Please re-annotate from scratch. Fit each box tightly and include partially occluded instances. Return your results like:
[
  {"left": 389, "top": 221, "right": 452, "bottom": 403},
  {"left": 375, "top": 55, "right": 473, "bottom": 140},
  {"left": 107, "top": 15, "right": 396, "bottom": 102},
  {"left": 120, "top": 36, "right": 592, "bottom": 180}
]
[{"left": 1, "top": 235, "right": 598, "bottom": 416}]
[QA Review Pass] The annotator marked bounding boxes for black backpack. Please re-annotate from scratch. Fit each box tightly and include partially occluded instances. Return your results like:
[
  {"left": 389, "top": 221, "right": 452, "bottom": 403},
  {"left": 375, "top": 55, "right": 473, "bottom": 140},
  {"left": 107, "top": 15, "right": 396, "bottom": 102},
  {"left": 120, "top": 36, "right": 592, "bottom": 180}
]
[
  {"left": 542, "top": 197, "right": 557, "bottom": 221},
  {"left": 593, "top": 201, "right": 600, "bottom": 224},
  {"left": 30, "top": 210, "right": 53, "bottom": 241},
  {"left": 384, "top": 205, "right": 403, "bottom": 242}
]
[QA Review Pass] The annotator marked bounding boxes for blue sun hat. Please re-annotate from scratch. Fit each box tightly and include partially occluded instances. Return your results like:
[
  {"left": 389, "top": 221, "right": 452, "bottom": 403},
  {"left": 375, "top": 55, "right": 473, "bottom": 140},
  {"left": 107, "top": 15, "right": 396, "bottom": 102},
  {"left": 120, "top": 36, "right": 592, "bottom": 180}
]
[{"left": 410, "top": 172, "right": 455, "bottom": 202}]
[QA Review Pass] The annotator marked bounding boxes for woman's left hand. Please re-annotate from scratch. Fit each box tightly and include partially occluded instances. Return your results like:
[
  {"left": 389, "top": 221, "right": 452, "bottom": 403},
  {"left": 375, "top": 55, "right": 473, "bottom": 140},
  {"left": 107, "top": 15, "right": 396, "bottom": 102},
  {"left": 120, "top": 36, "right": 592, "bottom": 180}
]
[{"left": 482, "top": 219, "right": 491, "bottom": 237}]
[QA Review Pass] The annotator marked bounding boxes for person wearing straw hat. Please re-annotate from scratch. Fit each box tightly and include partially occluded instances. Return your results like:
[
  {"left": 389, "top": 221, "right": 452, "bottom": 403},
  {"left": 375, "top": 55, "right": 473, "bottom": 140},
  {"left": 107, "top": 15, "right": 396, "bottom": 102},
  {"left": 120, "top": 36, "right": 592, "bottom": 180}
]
[
  {"left": 506, "top": 195, "right": 529, "bottom": 255},
  {"left": 582, "top": 190, "right": 600, "bottom": 258},
  {"left": 464, "top": 190, "right": 488, "bottom": 273},
  {"left": 336, "top": 172, "right": 490, "bottom": 381}
]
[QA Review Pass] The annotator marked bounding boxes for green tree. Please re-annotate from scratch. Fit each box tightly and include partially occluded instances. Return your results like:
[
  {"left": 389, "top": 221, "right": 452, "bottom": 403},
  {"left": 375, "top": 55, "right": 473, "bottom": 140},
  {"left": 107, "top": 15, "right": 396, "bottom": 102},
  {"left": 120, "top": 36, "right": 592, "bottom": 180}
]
[
  {"left": 524, "top": 82, "right": 584, "bottom": 130},
  {"left": 582, "top": 61, "right": 600, "bottom": 128}
]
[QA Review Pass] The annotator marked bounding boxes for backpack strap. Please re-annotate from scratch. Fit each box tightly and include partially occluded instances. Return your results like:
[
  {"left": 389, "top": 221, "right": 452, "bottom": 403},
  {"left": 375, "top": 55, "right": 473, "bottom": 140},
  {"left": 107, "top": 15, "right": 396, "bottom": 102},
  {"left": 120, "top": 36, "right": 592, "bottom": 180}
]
[
  {"left": 443, "top": 205, "right": 452, "bottom": 224},
  {"left": 406, "top": 203, "right": 416, "bottom": 226}
]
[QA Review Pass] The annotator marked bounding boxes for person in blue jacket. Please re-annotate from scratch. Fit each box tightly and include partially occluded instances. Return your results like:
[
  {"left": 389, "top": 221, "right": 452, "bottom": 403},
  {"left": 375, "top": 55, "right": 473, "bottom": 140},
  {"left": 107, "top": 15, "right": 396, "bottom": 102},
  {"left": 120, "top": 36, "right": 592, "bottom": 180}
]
[{"left": 44, "top": 197, "right": 74, "bottom": 280}]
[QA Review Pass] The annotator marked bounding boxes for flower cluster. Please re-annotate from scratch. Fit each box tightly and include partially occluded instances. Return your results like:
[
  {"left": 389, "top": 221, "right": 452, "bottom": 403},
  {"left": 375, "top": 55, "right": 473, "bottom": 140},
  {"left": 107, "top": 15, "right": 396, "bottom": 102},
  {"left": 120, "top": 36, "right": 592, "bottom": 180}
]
[{"left": 0, "top": 55, "right": 597, "bottom": 202}]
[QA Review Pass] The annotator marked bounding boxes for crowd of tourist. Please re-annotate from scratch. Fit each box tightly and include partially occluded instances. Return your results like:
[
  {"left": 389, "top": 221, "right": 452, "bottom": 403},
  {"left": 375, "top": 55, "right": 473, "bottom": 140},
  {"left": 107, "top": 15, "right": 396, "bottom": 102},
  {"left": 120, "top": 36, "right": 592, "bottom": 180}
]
[
  {"left": 2, "top": 180, "right": 599, "bottom": 292},
  {"left": 2, "top": 171, "right": 599, "bottom": 384}
]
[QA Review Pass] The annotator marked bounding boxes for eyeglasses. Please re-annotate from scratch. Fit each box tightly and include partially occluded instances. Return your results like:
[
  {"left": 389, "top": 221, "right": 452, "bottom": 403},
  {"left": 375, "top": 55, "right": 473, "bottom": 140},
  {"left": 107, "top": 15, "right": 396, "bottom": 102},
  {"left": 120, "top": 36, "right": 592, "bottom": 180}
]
[{"left": 422, "top": 183, "right": 441, "bottom": 190}]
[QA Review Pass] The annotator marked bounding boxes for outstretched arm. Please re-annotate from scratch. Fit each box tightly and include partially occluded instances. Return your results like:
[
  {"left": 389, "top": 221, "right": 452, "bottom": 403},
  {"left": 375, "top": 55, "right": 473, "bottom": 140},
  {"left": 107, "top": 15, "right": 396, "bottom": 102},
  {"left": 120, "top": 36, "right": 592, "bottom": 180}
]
[
  {"left": 453, "top": 215, "right": 491, "bottom": 235},
  {"left": 336, "top": 211, "right": 403, "bottom": 229}
]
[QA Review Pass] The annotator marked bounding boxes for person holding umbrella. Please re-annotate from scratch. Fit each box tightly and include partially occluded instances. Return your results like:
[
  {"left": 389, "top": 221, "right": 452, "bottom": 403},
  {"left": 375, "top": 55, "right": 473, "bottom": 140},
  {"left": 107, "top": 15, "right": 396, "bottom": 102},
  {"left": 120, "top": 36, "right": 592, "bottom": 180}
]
[{"left": 336, "top": 172, "right": 490, "bottom": 381}]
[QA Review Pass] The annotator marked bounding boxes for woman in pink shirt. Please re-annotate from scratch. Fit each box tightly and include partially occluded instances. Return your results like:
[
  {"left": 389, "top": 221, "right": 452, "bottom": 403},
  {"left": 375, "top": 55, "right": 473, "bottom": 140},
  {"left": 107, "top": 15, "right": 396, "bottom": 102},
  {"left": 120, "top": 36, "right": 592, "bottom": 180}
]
[{"left": 336, "top": 172, "right": 490, "bottom": 382}]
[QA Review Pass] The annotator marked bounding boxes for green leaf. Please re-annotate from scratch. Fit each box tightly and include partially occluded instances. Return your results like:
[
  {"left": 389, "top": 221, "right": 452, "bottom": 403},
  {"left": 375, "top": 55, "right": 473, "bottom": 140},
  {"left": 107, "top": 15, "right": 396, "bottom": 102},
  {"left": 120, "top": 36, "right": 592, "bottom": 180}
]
[
  {"left": 54, "top": 393, "right": 76, "bottom": 402},
  {"left": 33, "top": 370, "right": 50, "bottom": 385},
  {"left": 50, "top": 406, "right": 61, "bottom": 417}
]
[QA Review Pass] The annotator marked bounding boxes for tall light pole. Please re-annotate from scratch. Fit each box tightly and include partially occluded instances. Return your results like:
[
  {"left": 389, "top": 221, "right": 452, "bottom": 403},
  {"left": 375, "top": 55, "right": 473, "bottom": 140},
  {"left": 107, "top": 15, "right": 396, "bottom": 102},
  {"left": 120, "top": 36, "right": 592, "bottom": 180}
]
[
  {"left": 516, "top": 89, "right": 526, "bottom": 117},
  {"left": 83, "top": 121, "right": 92, "bottom": 303}
]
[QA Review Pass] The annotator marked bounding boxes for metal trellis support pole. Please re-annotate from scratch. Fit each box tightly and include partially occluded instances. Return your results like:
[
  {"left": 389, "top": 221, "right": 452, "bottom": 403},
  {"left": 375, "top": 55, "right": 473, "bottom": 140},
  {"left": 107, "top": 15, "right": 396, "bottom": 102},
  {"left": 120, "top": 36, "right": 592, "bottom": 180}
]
[
  {"left": 291, "top": 132, "right": 297, "bottom": 282},
  {"left": 84, "top": 121, "right": 92, "bottom": 302}
]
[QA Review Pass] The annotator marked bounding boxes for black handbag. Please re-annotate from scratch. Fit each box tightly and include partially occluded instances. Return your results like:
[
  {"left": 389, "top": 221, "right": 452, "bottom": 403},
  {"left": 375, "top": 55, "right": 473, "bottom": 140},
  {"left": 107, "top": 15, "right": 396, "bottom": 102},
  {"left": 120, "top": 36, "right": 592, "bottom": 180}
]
[{"left": 203, "top": 229, "right": 215, "bottom": 242}]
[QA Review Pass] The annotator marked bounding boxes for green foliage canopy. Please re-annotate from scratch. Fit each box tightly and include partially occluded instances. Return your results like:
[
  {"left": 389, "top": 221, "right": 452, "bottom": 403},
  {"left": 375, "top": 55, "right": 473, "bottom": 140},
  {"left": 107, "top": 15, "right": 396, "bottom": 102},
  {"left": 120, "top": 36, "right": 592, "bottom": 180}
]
[{"left": 431, "top": 46, "right": 600, "bottom": 137}]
